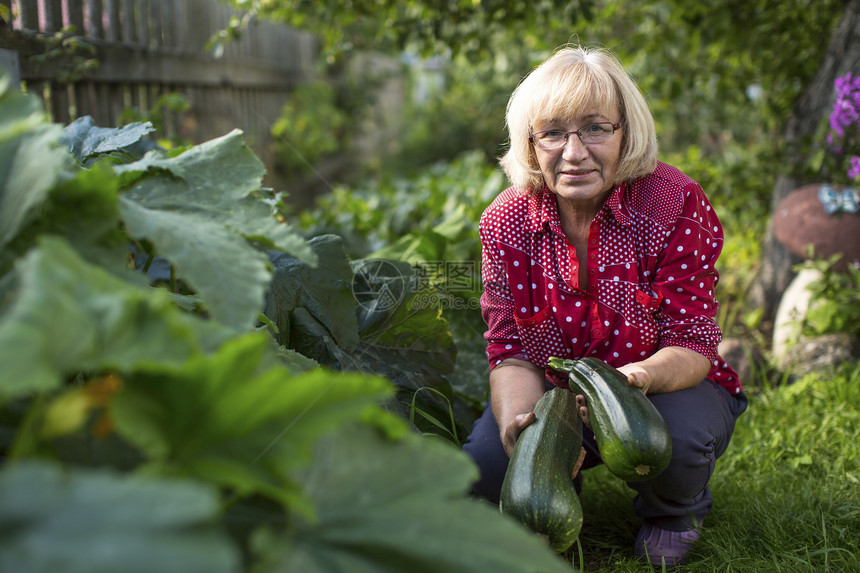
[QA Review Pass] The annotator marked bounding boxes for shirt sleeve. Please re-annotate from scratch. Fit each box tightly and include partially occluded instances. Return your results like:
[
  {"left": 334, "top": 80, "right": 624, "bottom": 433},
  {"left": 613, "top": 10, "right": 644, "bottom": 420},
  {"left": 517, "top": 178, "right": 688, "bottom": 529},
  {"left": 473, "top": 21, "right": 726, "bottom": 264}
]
[
  {"left": 479, "top": 213, "right": 529, "bottom": 369},
  {"left": 650, "top": 182, "right": 724, "bottom": 361}
]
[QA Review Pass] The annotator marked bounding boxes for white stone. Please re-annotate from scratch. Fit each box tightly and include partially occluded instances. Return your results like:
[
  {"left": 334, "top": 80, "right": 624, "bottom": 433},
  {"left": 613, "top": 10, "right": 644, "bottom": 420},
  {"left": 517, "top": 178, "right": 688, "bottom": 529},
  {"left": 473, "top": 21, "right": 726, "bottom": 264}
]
[{"left": 772, "top": 267, "right": 823, "bottom": 368}]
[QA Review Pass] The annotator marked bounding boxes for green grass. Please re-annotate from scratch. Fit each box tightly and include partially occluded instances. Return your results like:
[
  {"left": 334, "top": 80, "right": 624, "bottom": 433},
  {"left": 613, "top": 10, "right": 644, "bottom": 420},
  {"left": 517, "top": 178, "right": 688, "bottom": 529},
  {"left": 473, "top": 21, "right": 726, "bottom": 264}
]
[{"left": 569, "top": 362, "right": 860, "bottom": 572}]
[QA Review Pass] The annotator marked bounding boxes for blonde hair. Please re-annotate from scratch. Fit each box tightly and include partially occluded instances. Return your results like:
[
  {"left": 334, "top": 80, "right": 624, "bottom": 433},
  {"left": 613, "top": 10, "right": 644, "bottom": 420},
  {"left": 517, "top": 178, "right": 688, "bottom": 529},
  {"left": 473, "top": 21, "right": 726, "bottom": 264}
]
[{"left": 499, "top": 45, "right": 658, "bottom": 193}]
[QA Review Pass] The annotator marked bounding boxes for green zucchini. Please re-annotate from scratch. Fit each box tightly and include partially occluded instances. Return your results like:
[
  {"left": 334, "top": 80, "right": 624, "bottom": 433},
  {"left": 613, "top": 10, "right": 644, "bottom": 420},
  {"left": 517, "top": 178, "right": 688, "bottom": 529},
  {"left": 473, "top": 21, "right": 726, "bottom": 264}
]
[
  {"left": 499, "top": 387, "right": 583, "bottom": 553},
  {"left": 549, "top": 356, "right": 672, "bottom": 482}
]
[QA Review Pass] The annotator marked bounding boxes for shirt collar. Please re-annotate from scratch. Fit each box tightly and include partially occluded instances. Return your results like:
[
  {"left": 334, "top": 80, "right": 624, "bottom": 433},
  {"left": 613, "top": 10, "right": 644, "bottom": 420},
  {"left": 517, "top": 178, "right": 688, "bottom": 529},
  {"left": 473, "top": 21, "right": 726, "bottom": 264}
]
[{"left": 525, "top": 182, "right": 631, "bottom": 234}]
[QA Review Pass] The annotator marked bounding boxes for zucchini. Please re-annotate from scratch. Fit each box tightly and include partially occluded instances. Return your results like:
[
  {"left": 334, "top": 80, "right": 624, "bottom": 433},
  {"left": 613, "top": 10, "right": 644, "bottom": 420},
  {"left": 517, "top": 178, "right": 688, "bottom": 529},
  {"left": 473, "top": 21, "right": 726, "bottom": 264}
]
[
  {"left": 549, "top": 357, "right": 672, "bottom": 482},
  {"left": 499, "top": 387, "right": 583, "bottom": 553}
]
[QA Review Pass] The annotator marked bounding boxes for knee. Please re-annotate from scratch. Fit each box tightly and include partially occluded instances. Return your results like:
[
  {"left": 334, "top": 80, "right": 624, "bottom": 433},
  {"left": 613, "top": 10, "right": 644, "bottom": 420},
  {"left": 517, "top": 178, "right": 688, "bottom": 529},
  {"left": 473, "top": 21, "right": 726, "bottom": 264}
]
[{"left": 625, "top": 412, "right": 716, "bottom": 508}]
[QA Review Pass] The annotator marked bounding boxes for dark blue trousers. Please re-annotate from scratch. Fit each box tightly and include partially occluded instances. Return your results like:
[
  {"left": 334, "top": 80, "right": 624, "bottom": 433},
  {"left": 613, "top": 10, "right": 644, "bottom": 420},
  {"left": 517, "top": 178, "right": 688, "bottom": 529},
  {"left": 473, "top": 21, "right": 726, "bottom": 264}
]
[{"left": 462, "top": 379, "right": 748, "bottom": 531}]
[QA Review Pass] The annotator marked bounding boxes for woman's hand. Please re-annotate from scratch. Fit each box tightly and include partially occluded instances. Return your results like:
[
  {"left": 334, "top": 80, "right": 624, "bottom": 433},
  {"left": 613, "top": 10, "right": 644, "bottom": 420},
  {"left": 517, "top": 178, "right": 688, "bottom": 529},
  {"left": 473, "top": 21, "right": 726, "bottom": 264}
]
[
  {"left": 501, "top": 411, "right": 537, "bottom": 457},
  {"left": 574, "top": 362, "right": 656, "bottom": 427},
  {"left": 575, "top": 347, "right": 710, "bottom": 426},
  {"left": 618, "top": 363, "right": 653, "bottom": 394},
  {"left": 620, "top": 346, "right": 710, "bottom": 395},
  {"left": 489, "top": 357, "right": 545, "bottom": 457},
  {"left": 574, "top": 394, "right": 591, "bottom": 428}
]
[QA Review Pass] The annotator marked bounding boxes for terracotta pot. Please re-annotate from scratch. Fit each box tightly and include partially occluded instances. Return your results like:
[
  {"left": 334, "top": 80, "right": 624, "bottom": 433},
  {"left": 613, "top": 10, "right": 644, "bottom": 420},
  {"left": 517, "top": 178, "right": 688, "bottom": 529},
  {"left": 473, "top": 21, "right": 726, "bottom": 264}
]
[{"left": 773, "top": 184, "right": 860, "bottom": 271}]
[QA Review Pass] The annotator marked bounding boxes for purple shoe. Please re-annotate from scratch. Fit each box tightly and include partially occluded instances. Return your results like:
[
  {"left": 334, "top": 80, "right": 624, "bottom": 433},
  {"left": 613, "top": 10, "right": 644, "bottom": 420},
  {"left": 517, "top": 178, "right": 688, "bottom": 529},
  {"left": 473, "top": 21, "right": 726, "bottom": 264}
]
[{"left": 633, "top": 523, "right": 700, "bottom": 566}]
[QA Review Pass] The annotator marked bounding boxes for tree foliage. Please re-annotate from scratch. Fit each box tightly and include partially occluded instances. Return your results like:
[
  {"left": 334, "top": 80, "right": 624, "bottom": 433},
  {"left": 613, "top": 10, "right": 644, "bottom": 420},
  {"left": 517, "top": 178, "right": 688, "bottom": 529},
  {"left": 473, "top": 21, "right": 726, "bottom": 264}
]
[
  {"left": 241, "top": 0, "right": 844, "bottom": 191},
  {"left": 223, "top": 0, "right": 596, "bottom": 61}
]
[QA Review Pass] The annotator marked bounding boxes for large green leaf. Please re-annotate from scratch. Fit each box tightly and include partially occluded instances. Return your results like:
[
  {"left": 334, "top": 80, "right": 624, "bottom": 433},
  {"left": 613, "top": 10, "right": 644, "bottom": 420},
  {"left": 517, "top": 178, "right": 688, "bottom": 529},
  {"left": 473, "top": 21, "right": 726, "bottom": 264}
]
[
  {"left": 119, "top": 198, "right": 274, "bottom": 330},
  {"left": 264, "top": 234, "right": 360, "bottom": 352},
  {"left": 0, "top": 237, "right": 223, "bottom": 401},
  {"left": 114, "top": 129, "right": 316, "bottom": 330},
  {"left": 6, "top": 163, "right": 130, "bottom": 277},
  {"left": 110, "top": 332, "right": 397, "bottom": 514},
  {"left": 264, "top": 242, "right": 461, "bottom": 436},
  {"left": 260, "top": 423, "right": 573, "bottom": 573},
  {"left": 0, "top": 461, "right": 240, "bottom": 573},
  {"left": 0, "top": 77, "right": 70, "bottom": 252},
  {"left": 116, "top": 129, "right": 314, "bottom": 259},
  {"left": 348, "top": 258, "right": 461, "bottom": 430},
  {"left": 61, "top": 115, "right": 156, "bottom": 164}
]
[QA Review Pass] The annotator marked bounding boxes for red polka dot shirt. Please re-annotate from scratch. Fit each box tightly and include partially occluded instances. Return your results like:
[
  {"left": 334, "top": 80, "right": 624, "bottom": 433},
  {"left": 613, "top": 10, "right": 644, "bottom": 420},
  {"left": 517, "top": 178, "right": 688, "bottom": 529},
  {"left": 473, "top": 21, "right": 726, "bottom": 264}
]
[{"left": 480, "top": 161, "right": 743, "bottom": 395}]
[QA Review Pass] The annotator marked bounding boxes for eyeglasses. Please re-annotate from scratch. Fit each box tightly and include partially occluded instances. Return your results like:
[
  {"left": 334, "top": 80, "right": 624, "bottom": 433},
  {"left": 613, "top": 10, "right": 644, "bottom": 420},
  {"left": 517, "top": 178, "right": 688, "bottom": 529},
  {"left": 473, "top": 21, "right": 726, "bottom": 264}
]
[{"left": 529, "top": 122, "right": 623, "bottom": 150}]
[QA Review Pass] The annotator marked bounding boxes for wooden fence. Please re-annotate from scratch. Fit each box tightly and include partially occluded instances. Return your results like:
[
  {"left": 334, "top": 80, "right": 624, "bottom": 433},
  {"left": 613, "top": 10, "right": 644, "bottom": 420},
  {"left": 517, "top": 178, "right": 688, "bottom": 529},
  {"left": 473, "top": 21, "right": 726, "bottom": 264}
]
[{"left": 0, "top": 0, "right": 317, "bottom": 181}]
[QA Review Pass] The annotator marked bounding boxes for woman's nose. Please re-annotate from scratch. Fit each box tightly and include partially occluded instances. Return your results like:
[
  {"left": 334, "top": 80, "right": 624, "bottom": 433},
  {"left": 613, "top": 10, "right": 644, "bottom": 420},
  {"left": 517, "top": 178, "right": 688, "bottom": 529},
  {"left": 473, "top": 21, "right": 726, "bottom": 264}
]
[{"left": 561, "top": 135, "right": 589, "bottom": 160}]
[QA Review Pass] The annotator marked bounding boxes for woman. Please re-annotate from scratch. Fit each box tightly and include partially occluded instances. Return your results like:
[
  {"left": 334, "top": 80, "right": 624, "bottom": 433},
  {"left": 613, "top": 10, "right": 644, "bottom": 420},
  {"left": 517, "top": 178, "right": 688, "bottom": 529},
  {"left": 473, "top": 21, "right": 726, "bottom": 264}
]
[{"left": 462, "top": 45, "right": 748, "bottom": 566}]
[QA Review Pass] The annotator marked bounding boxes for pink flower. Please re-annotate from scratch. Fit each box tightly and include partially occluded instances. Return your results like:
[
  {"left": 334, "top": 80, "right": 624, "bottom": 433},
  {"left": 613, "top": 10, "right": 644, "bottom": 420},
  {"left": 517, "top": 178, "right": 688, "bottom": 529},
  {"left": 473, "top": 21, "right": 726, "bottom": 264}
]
[
  {"left": 830, "top": 73, "right": 860, "bottom": 137},
  {"left": 849, "top": 155, "right": 860, "bottom": 180},
  {"left": 828, "top": 73, "right": 860, "bottom": 181}
]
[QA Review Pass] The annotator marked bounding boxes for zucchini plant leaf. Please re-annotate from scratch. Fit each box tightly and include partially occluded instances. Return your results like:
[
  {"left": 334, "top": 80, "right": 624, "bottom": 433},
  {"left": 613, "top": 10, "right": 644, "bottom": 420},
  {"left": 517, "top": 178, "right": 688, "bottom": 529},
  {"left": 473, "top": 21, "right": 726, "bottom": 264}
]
[
  {"left": 0, "top": 237, "right": 224, "bottom": 402},
  {"left": 348, "top": 257, "right": 460, "bottom": 430},
  {"left": 114, "top": 129, "right": 316, "bottom": 330},
  {"left": 61, "top": 115, "right": 156, "bottom": 164},
  {"left": 265, "top": 234, "right": 360, "bottom": 352},
  {"left": 116, "top": 129, "right": 312, "bottom": 257},
  {"left": 110, "top": 332, "right": 397, "bottom": 515},
  {"left": 0, "top": 80, "right": 69, "bottom": 252},
  {"left": 119, "top": 198, "right": 273, "bottom": 330},
  {"left": 6, "top": 163, "right": 130, "bottom": 277},
  {"left": 263, "top": 423, "right": 572, "bottom": 573},
  {"left": 264, "top": 241, "right": 460, "bottom": 436},
  {"left": 0, "top": 461, "right": 240, "bottom": 573}
]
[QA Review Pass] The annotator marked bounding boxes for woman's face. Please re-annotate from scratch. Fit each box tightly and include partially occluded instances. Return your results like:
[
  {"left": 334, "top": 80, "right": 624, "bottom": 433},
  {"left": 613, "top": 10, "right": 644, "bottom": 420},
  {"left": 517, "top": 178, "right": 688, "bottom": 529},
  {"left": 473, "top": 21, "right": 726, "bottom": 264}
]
[{"left": 532, "top": 107, "right": 623, "bottom": 211}]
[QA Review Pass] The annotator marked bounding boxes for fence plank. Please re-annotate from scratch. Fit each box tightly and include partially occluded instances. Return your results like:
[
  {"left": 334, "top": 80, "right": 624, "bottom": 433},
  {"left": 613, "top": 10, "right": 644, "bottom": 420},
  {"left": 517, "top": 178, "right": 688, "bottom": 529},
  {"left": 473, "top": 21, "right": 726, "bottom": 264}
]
[
  {"left": 68, "top": 0, "right": 85, "bottom": 33},
  {"left": 147, "top": 0, "right": 161, "bottom": 48},
  {"left": 160, "top": 0, "right": 175, "bottom": 49},
  {"left": 104, "top": 0, "right": 119, "bottom": 41},
  {"left": 171, "top": 0, "right": 186, "bottom": 52},
  {"left": 3, "top": 0, "right": 319, "bottom": 183},
  {"left": 120, "top": 0, "right": 135, "bottom": 43},
  {"left": 50, "top": 82, "right": 69, "bottom": 122},
  {"left": 135, "top": 0, "right": 148, "bottom": 46},
  {"left": 19, "top": 0, "right": 39, "bottom": 31},
  {"left": 86, "top": 0, "right": 105, "bottom": 39},
  {"left": 189, "top": 0, "right": 211, "bottom": 53},
  {"left": 44, "top": 1, "right": 64, "bottom": 32}
]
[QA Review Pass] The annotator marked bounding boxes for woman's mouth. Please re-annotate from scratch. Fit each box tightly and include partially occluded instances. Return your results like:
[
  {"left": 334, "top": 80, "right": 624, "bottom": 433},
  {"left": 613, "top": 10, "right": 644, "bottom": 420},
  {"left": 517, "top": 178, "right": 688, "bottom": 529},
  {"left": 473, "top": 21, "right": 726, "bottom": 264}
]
[{"left": 560, "top": 169, "right": 594, "bottom": 180}]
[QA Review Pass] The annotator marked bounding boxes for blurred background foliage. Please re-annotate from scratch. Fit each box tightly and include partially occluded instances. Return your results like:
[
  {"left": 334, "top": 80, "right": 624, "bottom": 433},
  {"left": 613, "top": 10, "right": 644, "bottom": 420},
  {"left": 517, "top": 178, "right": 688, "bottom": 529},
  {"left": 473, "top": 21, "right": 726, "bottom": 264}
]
[{"left": 226, "top": 0, "right": 846, "bottom": 364}]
